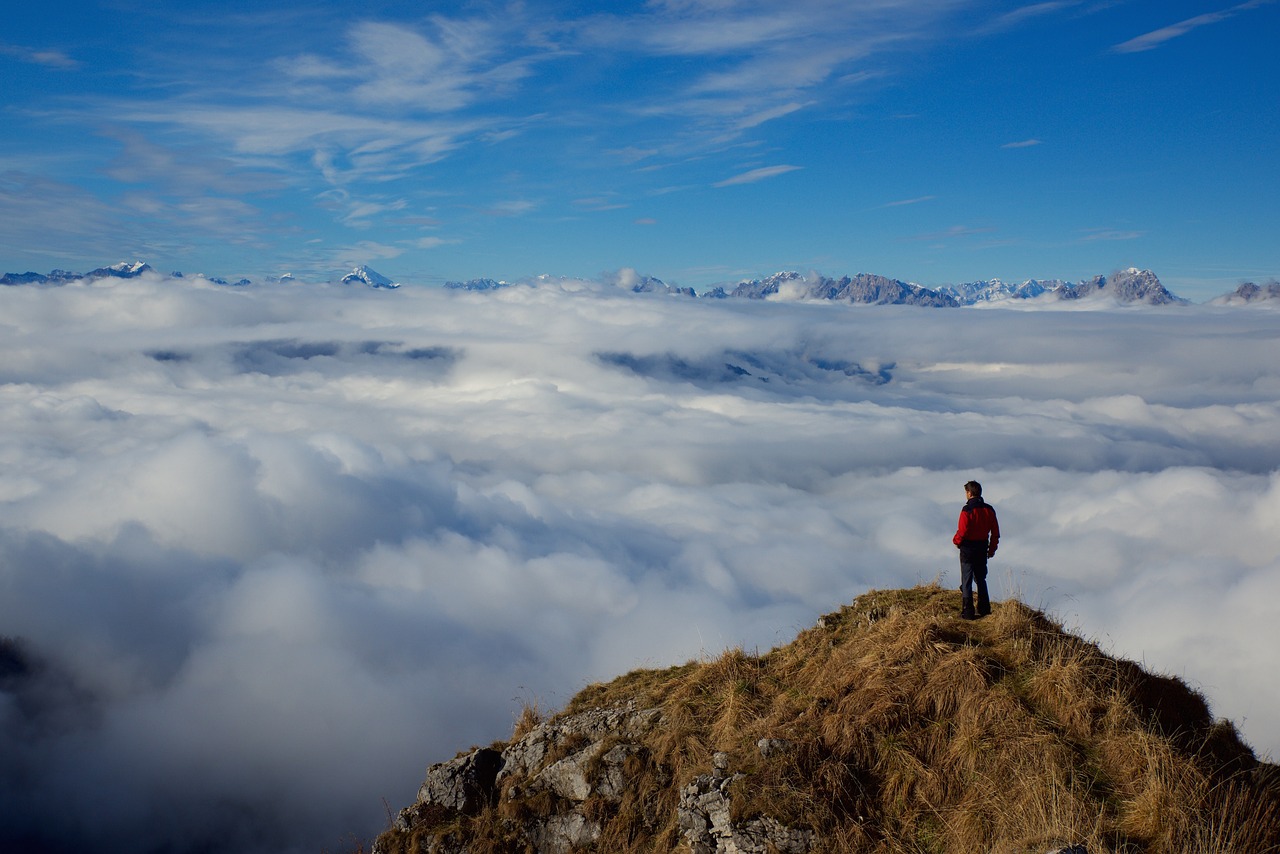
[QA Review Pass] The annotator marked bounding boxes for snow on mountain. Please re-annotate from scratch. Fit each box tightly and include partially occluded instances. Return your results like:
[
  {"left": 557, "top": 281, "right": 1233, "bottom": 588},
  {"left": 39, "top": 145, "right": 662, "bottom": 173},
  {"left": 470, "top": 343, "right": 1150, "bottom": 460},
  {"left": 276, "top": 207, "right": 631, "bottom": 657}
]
[
  {"left": 725, "top": 271, "right": 959, "bottom": 306},
  {"left": 87, "top": 260, "right": 153, "bottom": 279},
  {"left": 939, "top": 269, "right": 1182, "bottom": 306},
  {"left": 939, "top": 278, "right": 1067, "bottom": 303},
  {"left": 340, "top": 265, "right": 400, "bottom": 289}
]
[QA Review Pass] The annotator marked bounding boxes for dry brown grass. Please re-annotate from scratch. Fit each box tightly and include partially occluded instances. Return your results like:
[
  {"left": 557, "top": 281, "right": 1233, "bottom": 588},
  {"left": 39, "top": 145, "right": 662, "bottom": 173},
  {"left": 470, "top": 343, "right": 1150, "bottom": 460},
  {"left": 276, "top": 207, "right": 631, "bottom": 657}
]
[{"left": 376, "top": 584, "right": 1280, "bottom": 854}]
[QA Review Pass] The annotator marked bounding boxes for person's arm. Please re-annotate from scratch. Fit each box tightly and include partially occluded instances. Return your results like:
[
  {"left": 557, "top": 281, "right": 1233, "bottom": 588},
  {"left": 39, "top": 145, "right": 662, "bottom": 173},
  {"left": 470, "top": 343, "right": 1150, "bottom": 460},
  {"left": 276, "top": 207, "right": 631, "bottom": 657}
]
[
  {"left": 987, "top": 509, "right": 1000, "bottom": 557},
  {"left": 953, "top": 510, "right": 969, "bottom": 547}
]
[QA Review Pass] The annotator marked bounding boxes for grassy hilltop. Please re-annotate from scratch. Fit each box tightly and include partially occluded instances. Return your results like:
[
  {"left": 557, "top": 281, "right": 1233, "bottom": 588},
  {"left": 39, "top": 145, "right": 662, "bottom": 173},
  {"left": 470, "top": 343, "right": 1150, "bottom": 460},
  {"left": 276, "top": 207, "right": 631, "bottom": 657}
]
[{"left": 374, "top": 585, "right": 1280, "bottom": 853}]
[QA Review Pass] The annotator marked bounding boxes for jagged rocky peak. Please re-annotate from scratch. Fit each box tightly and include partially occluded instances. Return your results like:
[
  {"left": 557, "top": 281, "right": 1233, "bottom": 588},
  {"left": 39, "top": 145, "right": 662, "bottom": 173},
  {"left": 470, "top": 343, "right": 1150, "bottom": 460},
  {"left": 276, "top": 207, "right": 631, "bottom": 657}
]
[
  {"left": 372, "top": 584, "right": 1279, "bottom": 854},
  {"left": 1063, "top": 268, "right": 1183, "bottom": 304},
  {"left": 341, "top": 265, "right": 400, "bottom": 289},
  {"left": 940, "top": 277, "right": 1066, "bottom": 303},
  {"left": 729, "top": 271, "right": 958, "bottom": 306},
  {"left": 603, "top": 268, "right": 696, "bottom": 297},
  {"left": 727, "top": 270, "right": 806, "bottom": 299},
  {"left": 88, "top": 260, "right": 152, "bottom": 279},
  {"left": 1211, "top": 280, "right": 1280, "bottom": 305}
]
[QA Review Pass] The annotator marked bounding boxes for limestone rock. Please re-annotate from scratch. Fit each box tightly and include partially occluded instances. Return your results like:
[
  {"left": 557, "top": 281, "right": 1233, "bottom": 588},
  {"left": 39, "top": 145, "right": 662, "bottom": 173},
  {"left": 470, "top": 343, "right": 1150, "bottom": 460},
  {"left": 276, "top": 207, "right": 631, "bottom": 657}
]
[
  {"left": 386, "top": 704, "right": 661, "bottom": 854},
  {"left": 524, "top": 813, "right": 602, "bottom": 854},
  {"left": 414, "top": 747, "right": 504, "bottom": 816},
  {"left": 677, "top": 755, "right": 815, "bottom": 854}
]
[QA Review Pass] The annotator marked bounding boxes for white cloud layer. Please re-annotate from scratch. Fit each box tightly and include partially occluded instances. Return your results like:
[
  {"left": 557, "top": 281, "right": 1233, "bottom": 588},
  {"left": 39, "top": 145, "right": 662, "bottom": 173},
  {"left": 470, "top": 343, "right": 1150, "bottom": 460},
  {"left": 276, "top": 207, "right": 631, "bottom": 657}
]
[{"left": 2, "top": 275, "right": 1279, "bottom": 852}]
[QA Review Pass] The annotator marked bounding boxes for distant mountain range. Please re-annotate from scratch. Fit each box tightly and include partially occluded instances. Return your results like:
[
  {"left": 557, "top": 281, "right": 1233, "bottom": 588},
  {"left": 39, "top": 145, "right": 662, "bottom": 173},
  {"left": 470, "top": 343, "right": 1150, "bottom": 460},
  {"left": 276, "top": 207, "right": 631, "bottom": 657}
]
[
  {"left": 449, "top": 267, "right": 1213, "bottom": 307},
  {"left": 4, "top": 261, "right": 1278, "bottom": 307},
  {"left": 0, "top": 260, "right": 155, "bottom": 285}
]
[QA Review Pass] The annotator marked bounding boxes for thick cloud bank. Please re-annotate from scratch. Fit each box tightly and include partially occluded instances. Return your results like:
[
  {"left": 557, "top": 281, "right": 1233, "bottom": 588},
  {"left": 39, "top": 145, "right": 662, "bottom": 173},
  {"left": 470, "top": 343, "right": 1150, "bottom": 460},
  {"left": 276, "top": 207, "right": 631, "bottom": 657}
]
[{"left": 2, "top": 275, "right": 1278, "bottom": 852}]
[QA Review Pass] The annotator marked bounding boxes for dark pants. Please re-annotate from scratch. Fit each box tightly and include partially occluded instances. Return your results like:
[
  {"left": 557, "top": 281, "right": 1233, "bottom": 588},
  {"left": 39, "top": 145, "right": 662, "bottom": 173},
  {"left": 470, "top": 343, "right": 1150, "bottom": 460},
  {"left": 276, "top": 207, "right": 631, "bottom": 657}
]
[{"left": 958, "top": 542, "right": 990, "bottom": 617}]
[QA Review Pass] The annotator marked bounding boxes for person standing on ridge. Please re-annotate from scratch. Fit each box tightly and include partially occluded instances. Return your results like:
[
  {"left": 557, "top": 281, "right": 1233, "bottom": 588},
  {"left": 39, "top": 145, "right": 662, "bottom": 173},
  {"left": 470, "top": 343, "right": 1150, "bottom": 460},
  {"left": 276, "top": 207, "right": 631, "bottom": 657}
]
[{"left": 953, "top": 480, "right": 1000, "bottom": 620}]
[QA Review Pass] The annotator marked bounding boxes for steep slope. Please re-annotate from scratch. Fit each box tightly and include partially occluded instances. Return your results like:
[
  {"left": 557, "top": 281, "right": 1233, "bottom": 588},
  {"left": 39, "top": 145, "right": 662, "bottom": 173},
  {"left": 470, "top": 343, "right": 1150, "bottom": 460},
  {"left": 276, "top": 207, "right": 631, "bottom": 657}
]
[{"left": 373, "top": 585, "right": 1279, "bottom": 854}]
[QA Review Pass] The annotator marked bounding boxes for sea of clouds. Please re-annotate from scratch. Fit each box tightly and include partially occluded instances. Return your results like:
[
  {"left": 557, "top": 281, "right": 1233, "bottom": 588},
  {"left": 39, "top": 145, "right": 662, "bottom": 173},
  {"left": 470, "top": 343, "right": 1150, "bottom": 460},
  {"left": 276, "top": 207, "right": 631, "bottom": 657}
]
[{"left": 1, "top": 273, "right": 1278, "bottom": 852}]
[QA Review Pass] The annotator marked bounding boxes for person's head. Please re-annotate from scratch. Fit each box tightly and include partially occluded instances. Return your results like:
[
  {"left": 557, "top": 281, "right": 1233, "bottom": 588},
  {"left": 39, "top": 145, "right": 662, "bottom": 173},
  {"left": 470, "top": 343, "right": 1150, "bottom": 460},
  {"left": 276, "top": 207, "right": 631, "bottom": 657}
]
[{"left": 964, "top": 480, "right": 982, "bottom": 498}]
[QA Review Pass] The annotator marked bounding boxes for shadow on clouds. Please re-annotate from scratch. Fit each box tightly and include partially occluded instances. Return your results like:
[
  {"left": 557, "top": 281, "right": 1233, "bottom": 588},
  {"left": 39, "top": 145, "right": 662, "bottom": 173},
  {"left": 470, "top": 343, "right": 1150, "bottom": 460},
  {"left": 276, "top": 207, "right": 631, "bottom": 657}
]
[{"left": 596, "top": 349, "right": 894, "bottom": 389}]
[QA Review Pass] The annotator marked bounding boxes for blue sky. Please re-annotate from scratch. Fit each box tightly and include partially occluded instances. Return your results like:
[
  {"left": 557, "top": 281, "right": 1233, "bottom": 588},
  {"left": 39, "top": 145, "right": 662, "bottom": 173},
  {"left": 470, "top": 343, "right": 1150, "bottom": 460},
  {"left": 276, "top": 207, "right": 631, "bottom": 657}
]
[{"left": 2, "top": 0, "right": 1277, "bottom": 298}]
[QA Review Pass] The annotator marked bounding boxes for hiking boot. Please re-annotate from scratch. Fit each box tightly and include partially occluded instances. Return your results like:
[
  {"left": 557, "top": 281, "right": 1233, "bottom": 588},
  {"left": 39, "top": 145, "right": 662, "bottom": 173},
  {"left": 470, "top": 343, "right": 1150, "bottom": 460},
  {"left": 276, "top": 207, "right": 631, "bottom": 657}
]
[{"left": 960, "top": 611, "right": 977, "bottom": 620}]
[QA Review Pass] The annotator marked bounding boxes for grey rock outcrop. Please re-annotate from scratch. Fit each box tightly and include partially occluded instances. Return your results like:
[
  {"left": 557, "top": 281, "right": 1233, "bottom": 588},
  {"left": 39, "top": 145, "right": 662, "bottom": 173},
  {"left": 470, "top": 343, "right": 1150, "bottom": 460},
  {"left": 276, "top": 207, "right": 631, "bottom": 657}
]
[
  {"left": 414, "top": 747, "right": 504, "bottom": 816},
  {"left": 380, "top": 703, "right": 816, "bottom": 854},
  {"left": 379, "top": 704, "right": 663, "bottom": 854},
  {"left": 677, "top": 751, "right": 815, "bottom": 854}
]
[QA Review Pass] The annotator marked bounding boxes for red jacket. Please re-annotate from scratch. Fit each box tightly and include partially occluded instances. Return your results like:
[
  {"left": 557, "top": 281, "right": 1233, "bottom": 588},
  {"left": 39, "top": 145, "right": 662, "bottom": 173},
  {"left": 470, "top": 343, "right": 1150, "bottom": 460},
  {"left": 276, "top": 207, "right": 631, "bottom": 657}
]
[{"left": 954, "top": 498, "right": 1000, "bottom": 555}]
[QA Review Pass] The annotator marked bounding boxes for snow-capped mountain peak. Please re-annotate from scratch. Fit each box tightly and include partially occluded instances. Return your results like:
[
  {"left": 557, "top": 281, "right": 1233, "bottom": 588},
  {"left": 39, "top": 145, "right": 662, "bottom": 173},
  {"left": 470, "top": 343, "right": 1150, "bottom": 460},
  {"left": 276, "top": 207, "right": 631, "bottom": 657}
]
[
  {"left": 341, "top": 265, "right": 399, "bottom": 289},
  {"left": 83, "top": 260, "right": 153, "bottom": 279}
]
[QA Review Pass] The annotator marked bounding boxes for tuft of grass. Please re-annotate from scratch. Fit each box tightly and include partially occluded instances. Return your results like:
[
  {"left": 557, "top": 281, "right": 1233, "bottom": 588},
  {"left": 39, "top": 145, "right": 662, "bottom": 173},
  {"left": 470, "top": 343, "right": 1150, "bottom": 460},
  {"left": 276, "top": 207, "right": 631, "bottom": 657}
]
[{"left": 511, "top": 699, "right": 544, "bottom": 742}]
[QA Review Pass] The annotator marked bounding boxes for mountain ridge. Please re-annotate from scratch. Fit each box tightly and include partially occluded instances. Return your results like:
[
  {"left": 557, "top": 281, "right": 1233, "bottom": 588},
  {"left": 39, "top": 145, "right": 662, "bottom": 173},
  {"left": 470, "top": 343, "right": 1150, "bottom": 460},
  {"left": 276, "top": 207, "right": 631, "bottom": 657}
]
[
  {"left": 447, "top": 268, "right": 1184, "bottom": 306},
  {"left": 4, "top": 262, "right": 1274, "bottom": 306},
  {"left": 371, "top": 585, "right": 1280, "bottom": 854}
]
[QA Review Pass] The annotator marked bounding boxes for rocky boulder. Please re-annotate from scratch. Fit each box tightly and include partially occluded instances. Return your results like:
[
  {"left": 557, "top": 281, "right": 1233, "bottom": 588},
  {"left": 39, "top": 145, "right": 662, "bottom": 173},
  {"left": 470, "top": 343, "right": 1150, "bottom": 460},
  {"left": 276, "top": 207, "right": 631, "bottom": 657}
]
[{"left": 377, "top": 704, "right": 663, "bottom": 854}]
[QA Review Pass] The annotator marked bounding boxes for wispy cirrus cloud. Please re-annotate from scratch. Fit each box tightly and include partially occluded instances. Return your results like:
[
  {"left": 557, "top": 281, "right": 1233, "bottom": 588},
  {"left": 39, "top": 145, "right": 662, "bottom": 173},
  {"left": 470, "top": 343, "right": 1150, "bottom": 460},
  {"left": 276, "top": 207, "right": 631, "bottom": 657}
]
[
  {"left": 79, "top": 11, "right": 551, "bottom": 196},
  {"left": 114, "top": 104, "right": 479, "bottom": 186},
  {"left": 0, "top": 171, "right": 137, "bottom": 265},
  {"left": 1080, "top": 228, "right": 1145, "bottom": 242},
  {"left": 485, "top": 199, "right": 539, "bottom": 217},
  {"left": 286, "top": 19, "right": 539, "bottom": 112},
  {"left": 578, "top": 0, "right": 976, "bottom": 142},
  {"left": 882, "top": 195, "right": 936, "bottom": 208},
  {"left": 573, "top": 196, "right": 629, "bottom": 212},
  {"left": 1002, "top": 138, "right": 1043, "bottom": 149},
  {"left": 908, "top": 224, "right": 996, "bottom": 242},
  {"left": 0, "top": 41, "right": 80, "bottom": 69},
  {"left": 1113, "top": 0, "right": 1275, "bottom": 53},
  {"left": 410, "top": 236, "right": 459, "bottom": 250},
  {"left": 735, "top": 101, "right": 810, "bottom": 130},
  {"left": 713, "top": 165, "right": 802, "bottom": 187},
  {"left": 327, "top": 240, "right": 405, "bottom": 267},
  {"left": 979, "top": 1, "right": 1085, "bottom": 34}
]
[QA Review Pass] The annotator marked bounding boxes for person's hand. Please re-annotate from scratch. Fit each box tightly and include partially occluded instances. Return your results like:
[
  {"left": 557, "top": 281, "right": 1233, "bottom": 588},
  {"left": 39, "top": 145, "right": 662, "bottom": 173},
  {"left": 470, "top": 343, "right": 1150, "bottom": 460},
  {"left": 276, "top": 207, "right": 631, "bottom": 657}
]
[{"left": 987, "top": 546, "right": 997, "bottom": 558}]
